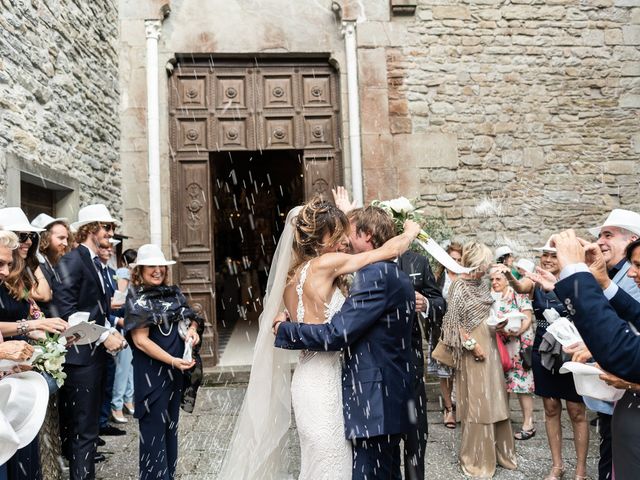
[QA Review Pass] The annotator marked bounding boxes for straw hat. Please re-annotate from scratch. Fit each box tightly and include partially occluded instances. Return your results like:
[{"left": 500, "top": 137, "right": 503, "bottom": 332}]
[
  {"left": 0, "top": 208, "right": 44, "bottom": 232},
  {"left": 31, "top": 213, "right": 68, "bottom": 230},
  {"left": 71, "top": 204, "right": 120, "bottom": 231},
  {"left": 495, "top": 246, "right": 513, "bottom": 260},
  {"left": 130, "top": 244, "right": 176, "bottom": 267},
  {"left": 0, "top": 371, "right": 49, "bottom": 449},
  {"left": 588, "top": 209, "right": 640, "bottom": 238}
]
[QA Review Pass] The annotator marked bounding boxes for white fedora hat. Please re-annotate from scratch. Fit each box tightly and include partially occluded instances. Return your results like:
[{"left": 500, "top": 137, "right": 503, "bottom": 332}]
[
  {"left": 515, "top": 258, "right": 535, "bottom": 274},
  {"left": 588, "top": 209, "right": 640, "bottom": 238},
  {"left": 0, "top": 371, "right": 49, "bottom": 448},
  {"left": 534, "top": 237, "right": 557, "bottom": 253},
  {"left": 0, "top": 208, "right": 44, "bottom": 232},
  {"left": 495, "top": 246, "right": 513, "bottom": 260},
  {"left": 559, "top": 362, "right": 625, "bottom": 403},
  {"left": 0, "top": 383, "right": 20, "bottom": 464},
  {"left": 130, "top": 244, "right": 176, "bottom": 267},
  {"left": 31, "top": 213, "right": 69, "bottom": 230},
  {"left": 71, "top": 204, "right": 121, "bottom": 231}
]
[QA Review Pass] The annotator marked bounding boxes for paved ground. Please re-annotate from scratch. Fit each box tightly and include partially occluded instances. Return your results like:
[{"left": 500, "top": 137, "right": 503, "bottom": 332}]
[{"left": 96, "top": 378, "right": 600, "bottom": 479}]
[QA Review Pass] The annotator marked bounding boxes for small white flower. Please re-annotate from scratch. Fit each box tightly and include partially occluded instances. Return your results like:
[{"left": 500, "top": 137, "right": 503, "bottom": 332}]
[{"left": 387, "top": 197, "right": 415, "bottom": 214}]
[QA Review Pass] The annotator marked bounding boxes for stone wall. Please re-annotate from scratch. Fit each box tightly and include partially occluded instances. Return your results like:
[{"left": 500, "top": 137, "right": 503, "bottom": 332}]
[
  {"left": 357, "top": 0, "right": 640, "bottom": 251},
  {"left": 0, "top": 0, "right": 121, "bottom": 217}
]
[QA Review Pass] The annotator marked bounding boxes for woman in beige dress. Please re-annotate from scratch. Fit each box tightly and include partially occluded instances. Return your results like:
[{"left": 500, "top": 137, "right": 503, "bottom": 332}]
[{"left": 440, "top": 241, "right": 517, "bottom": 478}]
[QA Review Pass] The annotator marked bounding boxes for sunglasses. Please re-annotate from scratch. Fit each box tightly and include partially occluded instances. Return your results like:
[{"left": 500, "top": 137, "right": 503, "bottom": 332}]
[
  {"left": 17, "top": 232, "right": 39, "bottom": 243},
  {"left": 101, "top": 223, "right": 116, "bottom": 232}
]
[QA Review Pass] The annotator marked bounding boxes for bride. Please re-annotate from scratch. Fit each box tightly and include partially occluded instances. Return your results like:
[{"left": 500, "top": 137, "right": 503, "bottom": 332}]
[{"left": 218, "top": 197, "right": 419, "bottom": 480}]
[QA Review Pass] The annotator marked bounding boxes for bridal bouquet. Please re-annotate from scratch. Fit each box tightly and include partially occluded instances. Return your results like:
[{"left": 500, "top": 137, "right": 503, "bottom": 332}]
[
  {"left": 372, "top": 196, "right": 472, "bottom": 274},
  {"left": 31, "top": 334, "right": 68, "bottom": 388},
  {"left": 372, "top": 197, "right": 430, "bottom": 242}
]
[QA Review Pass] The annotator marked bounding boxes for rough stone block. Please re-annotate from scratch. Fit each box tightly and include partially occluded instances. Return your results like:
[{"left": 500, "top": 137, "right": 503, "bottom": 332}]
[
  {"left": 523, "top": 147, "right": 545, "bottom": 169},
  {"left": 361, "top": 133, "right": 394, "bottom": 169},
  {"left": 614, "top": 0, "right": 640, "bottom": 6},
  {"left": 605, "top": 160, "right": 635, "bottom": 175},
  {"left": 392, "top": 132, "right": 459, "bottom": 169},
  {"left": 620, "top": 94, "right": 640, "bottom": 108},
  {"left": 397, "top": 167, "right": 421, "bottom": 198},
  {"left": 582, "top": 29, "right": 605, "bottom": 46},
  {"left": 623, "top": 25, "right": 640, "bottom": 44},
  {"left": 605, "top": 29, "right": 624, "bottom": 45},
  {"left": 359, "top": 48, "right": 387, "bottom": 88},
  {"left": 361, "top": 87, "right": 390, "bottom": 134},
  {"left": 632, "top": 134, "right": 640, "bottom": 154},
  {"left": 432, "top": 6, "right": 471, "bottom": 20},
  {"left": 390, "top": 116, "right": 413, "bottom": 134}
]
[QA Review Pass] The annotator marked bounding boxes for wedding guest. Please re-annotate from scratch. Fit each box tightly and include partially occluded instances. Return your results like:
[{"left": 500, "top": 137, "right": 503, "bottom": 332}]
[
  {"left": 111, "top": 248, "right": 137, "bottom": 421},
  {"left": 54, "top": 204, "right": 127, "bottom": 480},
  {"left": 31, "top": 214, "right": 72, "bottom": 317},
  {"left": 125, "top": 244, "right": 203, "bottom": 480},
  {"left": 0, "top": 225, "right": 68, "bottom": 480},
  {"left": 552, "top": 230, "right": 640, "bottom": 479},
  {"left": 521, "top": 240, "right": 589, "bottom": 480},
  {"left": 568, "top": 209, "right": 640, "bottom": 480},
  {"left": 434, "top": 241, "right": 462, "bottom": 428},
  {"left": 0, "top": 208, "right": 52, "bottom": 304},
  {"left": 495, "top": 245, "right": 521, "bottom": 279},
  {"left": 440, "top": 242, "right": 517, "bottom": 478},
  {"left": 490, "top": 267, "right": 535, "bottom": 440},
  {"left": 95, "top": 244, "right": 127, "bottom": 434}
]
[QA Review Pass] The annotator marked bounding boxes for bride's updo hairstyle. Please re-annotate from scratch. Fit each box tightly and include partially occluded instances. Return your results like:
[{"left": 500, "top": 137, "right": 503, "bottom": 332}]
[{"left": 290, "top": 196, "right": 349, "bottom": 273}]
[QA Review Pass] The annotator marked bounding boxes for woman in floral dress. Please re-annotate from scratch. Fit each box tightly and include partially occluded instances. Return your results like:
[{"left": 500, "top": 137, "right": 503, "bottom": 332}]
[{"left": 490, "top": 267, "right": 536, "bottom": 440}]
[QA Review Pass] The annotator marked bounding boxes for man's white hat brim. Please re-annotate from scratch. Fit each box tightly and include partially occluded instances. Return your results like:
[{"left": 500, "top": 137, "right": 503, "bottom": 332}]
[
  {"left": 31, "top": 213, "right": 68, "bottom": 230},
  {"left": 71, "top": 204, "right": 121, "bottom": 230}
]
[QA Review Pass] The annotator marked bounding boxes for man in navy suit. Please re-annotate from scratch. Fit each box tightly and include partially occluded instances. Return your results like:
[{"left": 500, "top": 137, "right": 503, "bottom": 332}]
[
  {"left": 274, "top": 208, "right": 416, "bottom": 480},
  {"left": 552, "top": 230, "right": 640, "bottom": 479},
  {"left": 54, "top": 204, "right": 127, "bottom": 480}
]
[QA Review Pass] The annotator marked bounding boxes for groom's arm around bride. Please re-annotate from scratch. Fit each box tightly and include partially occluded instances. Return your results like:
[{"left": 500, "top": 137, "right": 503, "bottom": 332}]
[{"left": 275, "top": 259, "right": 416, "bottom": 480}]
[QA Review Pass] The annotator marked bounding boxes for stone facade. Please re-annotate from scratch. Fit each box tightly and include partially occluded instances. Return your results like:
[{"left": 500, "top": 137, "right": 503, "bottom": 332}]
[
  {"left": 0, "top": 0, "right": 120, "bottom": 218},
  {"left": 357, "top": 0, "right": 640, "bottom": 250}
]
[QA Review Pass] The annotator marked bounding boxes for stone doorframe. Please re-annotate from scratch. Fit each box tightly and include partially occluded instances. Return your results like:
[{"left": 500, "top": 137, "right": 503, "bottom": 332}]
[{"left": 168, "top": 56, "right": 343, "bottom": 365}]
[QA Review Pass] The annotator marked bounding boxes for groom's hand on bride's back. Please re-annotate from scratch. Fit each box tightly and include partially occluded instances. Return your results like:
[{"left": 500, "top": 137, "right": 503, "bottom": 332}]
[{"left": 272, "top": 311, "right": 289, "bottom": 335}]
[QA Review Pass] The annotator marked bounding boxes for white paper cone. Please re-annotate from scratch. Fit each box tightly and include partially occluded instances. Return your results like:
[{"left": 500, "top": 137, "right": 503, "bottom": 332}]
[{"left": 415, "top": 238, "right": 474, "bottom": 274}]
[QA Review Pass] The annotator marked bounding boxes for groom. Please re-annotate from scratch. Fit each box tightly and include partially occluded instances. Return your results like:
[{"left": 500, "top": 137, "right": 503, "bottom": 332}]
[{"left": 274, "top": 206, "right": 416, "bottom": 480}]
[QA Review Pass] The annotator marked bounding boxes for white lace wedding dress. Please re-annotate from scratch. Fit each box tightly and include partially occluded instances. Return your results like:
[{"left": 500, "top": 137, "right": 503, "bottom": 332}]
[{"left": 290, "top": 261, "right": 352, "bottom": 480}]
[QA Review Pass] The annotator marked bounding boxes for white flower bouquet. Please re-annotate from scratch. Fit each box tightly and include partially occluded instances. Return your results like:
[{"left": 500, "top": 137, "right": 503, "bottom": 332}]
[
  {"left": 372, "top": 196, "right": 472, "bottom": 274},
  {"left": 31, "top": 334, "right": 68, "bottom": 388}
]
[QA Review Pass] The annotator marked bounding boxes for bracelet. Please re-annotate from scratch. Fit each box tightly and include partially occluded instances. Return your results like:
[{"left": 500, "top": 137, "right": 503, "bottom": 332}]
[
  {"left": 462, "top": 338, "right": 477, "bottom": 351},
  {"left": 16, "top": 320, "right": 29, "bottom": 336}
]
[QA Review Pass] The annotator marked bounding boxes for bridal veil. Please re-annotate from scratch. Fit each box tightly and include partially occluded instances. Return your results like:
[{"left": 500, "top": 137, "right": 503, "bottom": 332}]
[{"left": 217, "top": 206, "right": 301, "bottom": 479}]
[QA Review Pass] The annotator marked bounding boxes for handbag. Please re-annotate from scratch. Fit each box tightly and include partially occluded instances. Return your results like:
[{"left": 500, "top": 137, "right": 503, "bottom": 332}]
[
  {"left": 519, "top": 343, "right": 533, "bottom": 370},
  {"left": 432, "top": 340, "right": 455, "bottom": 368},
  {"left": 496, "top": 333, "right": 513, "bottom": 372}
]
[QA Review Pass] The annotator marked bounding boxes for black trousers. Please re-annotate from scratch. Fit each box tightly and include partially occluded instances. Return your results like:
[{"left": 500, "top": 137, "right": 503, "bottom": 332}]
[
  {"left": 403, "top": 374, "right": 428, "bottom": 480},
  {"left": 59, "top": 360, "right": 105, "bottom": 480},
  {"left": 611, "top": 392, "right": 640, "bottom": 480},
  {"left": 352, "top": 434, "right": 403, "bottom": 480},
  {"left": 138, "top": 377, "right": 183, "bottom": 480},
  {"left": 100, "top": 354, "right": 116, "bottom": 427},
  {"left": 598, "top": 412, "right": 612, "bottom": 480}
]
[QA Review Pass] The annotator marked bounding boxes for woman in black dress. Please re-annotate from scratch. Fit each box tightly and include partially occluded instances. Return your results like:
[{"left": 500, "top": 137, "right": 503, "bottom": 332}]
[
  {"left": 500, "top": 242, "right": 589, "bottom": 480},
  {"left": 125, "top": 244, "right": 203, "bottom": 480}
]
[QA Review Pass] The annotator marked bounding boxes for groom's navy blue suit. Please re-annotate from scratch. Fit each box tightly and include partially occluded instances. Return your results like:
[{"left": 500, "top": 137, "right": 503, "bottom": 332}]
[{"left": 275, "top": 261, "right": 415, "bottom": 480}]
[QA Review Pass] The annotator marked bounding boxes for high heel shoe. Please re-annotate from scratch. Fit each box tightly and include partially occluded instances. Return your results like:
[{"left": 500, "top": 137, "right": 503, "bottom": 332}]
[
  {"left": 443, "top": 406, "right": 456, "bottom": 429},
  {"left": 544, "top": 465, "right": 565, "bottom": 480}
]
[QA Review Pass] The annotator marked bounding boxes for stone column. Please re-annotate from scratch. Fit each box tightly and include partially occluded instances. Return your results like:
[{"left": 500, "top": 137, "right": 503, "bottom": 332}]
[
  {"left": 341, "top": 20, "right": 363, "bottom": 207},
  {"left": 145, "top": 19, "right": 162, "bottom": 246}
]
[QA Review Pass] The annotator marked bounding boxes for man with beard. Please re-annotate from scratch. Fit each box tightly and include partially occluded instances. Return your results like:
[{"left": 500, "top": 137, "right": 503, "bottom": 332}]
[
  {"left": 54, "top": 204, "right": 127, "bottom": 480},
  {"left": 31, "top": 213, "right": 72, "bottom": 317}
]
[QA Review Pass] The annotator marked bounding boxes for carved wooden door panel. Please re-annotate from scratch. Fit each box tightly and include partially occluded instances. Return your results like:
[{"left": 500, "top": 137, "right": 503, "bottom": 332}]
[{"left": 170, "top": 59, "right": 342, "bottom": 366}]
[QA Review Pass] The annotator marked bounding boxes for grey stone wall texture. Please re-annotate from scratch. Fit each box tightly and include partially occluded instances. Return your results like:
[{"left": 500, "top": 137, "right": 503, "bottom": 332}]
[
  {"left": 0, "top": 0, "right": 121, "bottom": 216},
  {"left": 383, "top": 0, "right": 640, "bottom": 250}
]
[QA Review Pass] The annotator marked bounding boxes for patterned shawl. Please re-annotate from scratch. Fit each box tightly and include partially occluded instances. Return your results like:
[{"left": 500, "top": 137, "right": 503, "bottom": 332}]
[{"left": 440, "top": 278, "right": 494, "bottom": 367}]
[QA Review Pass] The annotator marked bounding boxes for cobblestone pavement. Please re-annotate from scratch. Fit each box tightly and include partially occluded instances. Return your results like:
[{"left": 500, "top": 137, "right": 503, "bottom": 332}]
[{"left": 97, "top": 381, "right": 599, "bottom": 479}]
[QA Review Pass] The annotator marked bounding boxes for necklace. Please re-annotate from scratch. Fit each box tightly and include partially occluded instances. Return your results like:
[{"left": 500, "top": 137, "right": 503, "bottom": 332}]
[{"left": 158, "top": 322, "right": 173, "bottom": 337}]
